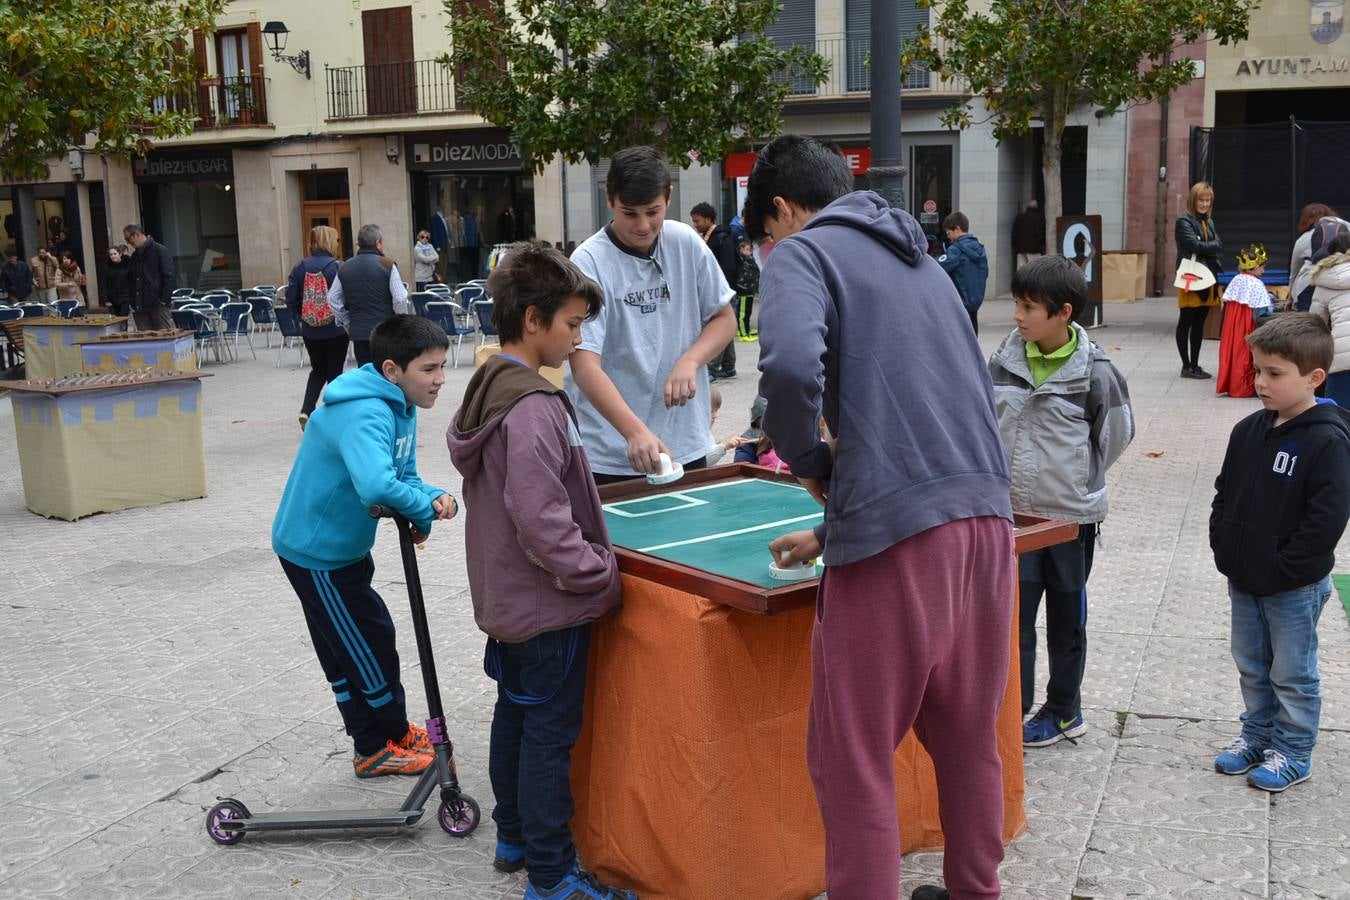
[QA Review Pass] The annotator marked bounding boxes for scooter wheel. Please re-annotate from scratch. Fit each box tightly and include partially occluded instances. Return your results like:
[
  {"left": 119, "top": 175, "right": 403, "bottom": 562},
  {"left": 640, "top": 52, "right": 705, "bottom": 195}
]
[
  {"left": 206, "top": 799, "right": 250, "bottom": 845},
  {"left": 438, "top": 793, "right": 480, "bottom": 837}
]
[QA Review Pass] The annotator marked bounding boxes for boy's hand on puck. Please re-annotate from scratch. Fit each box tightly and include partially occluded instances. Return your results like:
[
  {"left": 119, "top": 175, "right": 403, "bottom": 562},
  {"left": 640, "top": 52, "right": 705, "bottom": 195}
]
[
  {"left": 626, "top": 427, "right": 668, "bottom": 474},
  {"left": 769, "top": 529, "right": 822, "bottom": 566}
]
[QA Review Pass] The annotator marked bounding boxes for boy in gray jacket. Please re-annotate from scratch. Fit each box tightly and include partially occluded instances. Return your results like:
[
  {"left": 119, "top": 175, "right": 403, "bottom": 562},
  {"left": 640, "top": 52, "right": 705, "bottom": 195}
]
[
  {"left": 988, "top": 255, "right": 1134, "bottom": 748},
  {"left": 447, "top": 242, "right": 634, "bottom": 900}
]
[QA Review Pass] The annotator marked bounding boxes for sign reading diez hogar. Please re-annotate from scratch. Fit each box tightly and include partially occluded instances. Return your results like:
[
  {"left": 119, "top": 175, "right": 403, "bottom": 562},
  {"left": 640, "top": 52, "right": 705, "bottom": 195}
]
[{"left": 133, "top": 150, "right": 234, "bottom": 183}]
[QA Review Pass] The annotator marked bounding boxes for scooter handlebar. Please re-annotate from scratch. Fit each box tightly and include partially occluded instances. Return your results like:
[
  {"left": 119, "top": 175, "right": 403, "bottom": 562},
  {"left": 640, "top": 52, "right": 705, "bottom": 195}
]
[{"left": 368, "top": 504, "right": 396, "bottom": 519}]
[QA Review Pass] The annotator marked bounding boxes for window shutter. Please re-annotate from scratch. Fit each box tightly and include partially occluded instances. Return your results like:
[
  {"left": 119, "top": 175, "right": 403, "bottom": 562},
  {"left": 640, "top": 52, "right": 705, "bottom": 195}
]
[
  {"left": 193, "top": 30, "right": 211, "bottom": 119},
  {"left": 765, "top": 0, "right": 815, "bottom": 49},
  {"left": 246, "top": 22, "right": 266, "bottom": 121},
  {"left": 845, "top": 0, "right": 929, "bottom": 89}
]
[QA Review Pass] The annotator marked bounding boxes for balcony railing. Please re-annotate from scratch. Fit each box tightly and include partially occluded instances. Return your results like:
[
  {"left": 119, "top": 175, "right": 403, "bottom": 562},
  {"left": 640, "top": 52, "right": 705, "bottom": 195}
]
[
  {"left": 776, "top": 33, "right": 967, "bottom": 99},
  {"left": 152, "top": 75, "right": 271, "bottom": 129},
  {"left": 326, "top": 59, "right": 458, "bottom": 120}
]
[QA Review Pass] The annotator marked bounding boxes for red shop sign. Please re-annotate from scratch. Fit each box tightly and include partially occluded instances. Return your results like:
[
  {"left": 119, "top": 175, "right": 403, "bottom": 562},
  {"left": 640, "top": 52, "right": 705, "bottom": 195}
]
[{"left": 724, "top": 147, "right": 872, "bottom": 179}]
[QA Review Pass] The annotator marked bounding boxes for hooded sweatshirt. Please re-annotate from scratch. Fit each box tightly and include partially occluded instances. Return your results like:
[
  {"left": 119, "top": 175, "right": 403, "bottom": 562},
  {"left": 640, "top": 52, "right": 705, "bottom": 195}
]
[
  {"left": 1211, "top": 403, "right": 1350, "bottom": 597},
  {"left": 1310, "top": 251, "right": 1350, "bottom": 375},
  {"left": 448, "top": 355, "right": 621, "bottom": 642},
  {"left": 272, "top": 364, "right": 445, "bottom": 570},
  {"left": 757, "top": 191, "right": 1012, "bottom": 567}
]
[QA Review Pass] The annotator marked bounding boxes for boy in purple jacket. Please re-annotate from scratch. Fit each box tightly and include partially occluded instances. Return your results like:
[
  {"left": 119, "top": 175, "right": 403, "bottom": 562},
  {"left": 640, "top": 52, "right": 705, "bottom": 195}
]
[
  {"left": 447, "top": 242, "right": 635, "bottom": 900},
  {"left": 747, "top": 135, "right": 1015, "bottom": 900}
]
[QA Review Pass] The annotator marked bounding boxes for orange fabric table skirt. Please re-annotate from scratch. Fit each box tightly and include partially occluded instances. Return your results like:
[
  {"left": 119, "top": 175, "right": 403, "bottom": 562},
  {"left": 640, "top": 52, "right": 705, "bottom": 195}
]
[{"left": 569, "top": 574, "right": 1027, "bottom": 900}]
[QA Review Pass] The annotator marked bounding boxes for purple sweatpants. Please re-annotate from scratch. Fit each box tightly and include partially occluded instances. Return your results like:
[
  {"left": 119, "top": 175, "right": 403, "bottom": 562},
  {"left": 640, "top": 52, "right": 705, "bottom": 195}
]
[{"left": 807, "top": 516, "right": 1015, "bottom": 900}]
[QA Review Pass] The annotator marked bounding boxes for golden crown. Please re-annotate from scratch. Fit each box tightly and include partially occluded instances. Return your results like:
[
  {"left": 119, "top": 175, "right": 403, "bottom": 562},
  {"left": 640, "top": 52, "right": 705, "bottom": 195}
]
[{"left": 1236, "top": 243, "right": 1268, "bottom": 270}]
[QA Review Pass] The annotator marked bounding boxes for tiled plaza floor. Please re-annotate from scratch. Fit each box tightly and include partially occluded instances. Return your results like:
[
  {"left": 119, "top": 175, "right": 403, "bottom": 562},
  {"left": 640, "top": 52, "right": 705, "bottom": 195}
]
[{"left": 1, "top": 298, "right": 1346, "bottom": 898}]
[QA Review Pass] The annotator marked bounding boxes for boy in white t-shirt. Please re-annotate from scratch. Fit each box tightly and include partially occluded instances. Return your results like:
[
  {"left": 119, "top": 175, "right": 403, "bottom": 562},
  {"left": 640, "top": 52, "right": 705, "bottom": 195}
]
[{"left": 564, "top": 146, "right": 737, "bottom": 483}]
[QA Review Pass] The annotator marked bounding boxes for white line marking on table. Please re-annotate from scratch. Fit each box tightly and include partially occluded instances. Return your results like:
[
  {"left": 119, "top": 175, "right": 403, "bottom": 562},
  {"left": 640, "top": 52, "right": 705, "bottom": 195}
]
[
  {"left": 635, "top": 513, "right": 823, "bottom": 553},
  {"left": 605, "top": 493, "right": 709, "bottom": 518}
]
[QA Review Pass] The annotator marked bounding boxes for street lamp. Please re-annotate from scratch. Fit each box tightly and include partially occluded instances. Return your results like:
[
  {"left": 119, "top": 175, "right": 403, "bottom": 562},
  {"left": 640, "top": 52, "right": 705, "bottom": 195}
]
[{"left": 261, "top": 21, "right": 311, "bottom": 79}]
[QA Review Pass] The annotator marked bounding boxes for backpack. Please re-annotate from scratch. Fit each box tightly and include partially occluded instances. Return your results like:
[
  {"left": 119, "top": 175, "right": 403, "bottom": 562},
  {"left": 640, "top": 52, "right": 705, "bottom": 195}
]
[{"left": 299, "top": 265, "right": 334, "bottom": 327}]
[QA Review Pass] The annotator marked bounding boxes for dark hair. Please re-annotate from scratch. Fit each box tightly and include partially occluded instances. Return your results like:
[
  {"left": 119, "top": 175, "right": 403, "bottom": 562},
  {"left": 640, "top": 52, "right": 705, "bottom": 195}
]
[
  {"left": 1328, "top": 232, "right": 1350, "bottom": 256},
  {"left": 1247, "top": 312, "right": 1333, "bottom": 375},
  {"left": 606, "top": 146, "right": 671, "bottom": 206},
  {"left": 370, "top": 314, "right": 450, "bottom": 371},
  {"left": 487, "top": 241, "right": 603, "bottom": 343},
  {"left": 123, "top": 223, "right": 145, "bottom": 236},
  {"left": 741, "top": 135, "right": 853, "bottom": 243},
  {"left": 690, "top": 202, "right": 716, "bottom": 221},
  {"left": 59, "top": 250, "right": 76, "bottom": 263},
  {"left": 942, "top": 211, "right": 970, "bottom": 233},
  {"left": 1011, "top": 255, "right": 1087, "bottom": 323},
  {"left": 1298, "top": 203, "right": 1338, "bottom": 235}
]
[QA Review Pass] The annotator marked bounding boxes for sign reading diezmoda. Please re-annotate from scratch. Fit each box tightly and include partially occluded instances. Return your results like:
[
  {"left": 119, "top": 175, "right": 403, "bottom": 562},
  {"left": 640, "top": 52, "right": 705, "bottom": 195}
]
[{"left": 406, "top": 129, "right": 523, "bottom": 172}]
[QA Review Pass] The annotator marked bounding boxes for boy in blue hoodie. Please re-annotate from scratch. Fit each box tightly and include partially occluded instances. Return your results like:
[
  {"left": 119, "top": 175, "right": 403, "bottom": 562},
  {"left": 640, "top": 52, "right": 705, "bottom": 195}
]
[
  {"left": 937, "top": 211, "right": 989, "bottom": 334},
  {"left": 448, "top": 243, "right": 632, "bottom": 900},
  {"left": 272, "top": 314, "right": 457, "bottom": 779},
  {"left": 746, "top": 135, "right": 1014, "bottom": 900}
]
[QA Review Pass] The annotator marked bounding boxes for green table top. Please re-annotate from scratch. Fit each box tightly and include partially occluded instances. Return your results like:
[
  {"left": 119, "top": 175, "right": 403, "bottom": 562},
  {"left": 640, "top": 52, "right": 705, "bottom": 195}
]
[{"left": 602, "top": 477, "right": 823, "bottom": 589}]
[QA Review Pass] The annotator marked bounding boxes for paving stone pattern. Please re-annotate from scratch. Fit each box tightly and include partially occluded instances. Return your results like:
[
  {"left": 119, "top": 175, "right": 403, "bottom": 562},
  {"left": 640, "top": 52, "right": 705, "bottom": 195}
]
[{"left": 1, "top": 299, "right": 1347, "bottom": 898}]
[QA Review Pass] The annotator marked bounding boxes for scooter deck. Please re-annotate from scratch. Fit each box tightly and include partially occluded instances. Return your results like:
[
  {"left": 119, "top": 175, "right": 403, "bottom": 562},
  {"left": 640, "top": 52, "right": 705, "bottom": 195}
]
[{"left": 226, "top": 808, "right": 425, "bottom": 832}]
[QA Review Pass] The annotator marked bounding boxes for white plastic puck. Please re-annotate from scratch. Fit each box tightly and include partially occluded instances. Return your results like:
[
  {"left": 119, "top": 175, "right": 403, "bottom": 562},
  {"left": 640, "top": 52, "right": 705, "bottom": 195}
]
[
  {"left": 768, "top": 559, "right": 819, "bottom": 581},
  {"left": 646, "top": 453, "right": 684, "bottom": 485}
]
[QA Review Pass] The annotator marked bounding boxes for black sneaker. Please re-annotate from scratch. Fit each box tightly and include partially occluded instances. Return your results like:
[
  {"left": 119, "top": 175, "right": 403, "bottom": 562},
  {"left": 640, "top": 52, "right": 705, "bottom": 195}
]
[
  {"left": 1192, "top": 366, "right": 1213, "bottom": 379},
  {"left": 1180, "top": 366, "right": 1206, "bottom": 379},
  {"left": 911, "top": 887, "right": 950, "bottom": 900},
  {"left": 720, "top": 369, "right": 737, "bottom": 379}
]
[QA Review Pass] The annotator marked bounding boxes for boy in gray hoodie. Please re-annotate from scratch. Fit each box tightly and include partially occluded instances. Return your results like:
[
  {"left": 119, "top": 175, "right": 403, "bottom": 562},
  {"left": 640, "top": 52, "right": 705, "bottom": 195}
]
[
  {"left": 746, "top": 135, "right": 1014, "bottom": 900},
  {"left": 447, "top": 242, "right": 634, "bottom": 900}
]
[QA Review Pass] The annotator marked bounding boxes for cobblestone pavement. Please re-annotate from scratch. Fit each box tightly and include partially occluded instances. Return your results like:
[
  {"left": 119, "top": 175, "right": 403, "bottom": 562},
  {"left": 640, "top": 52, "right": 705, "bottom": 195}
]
[{"left": 1, "top": 299, "right": 1347, "bottom": 899}]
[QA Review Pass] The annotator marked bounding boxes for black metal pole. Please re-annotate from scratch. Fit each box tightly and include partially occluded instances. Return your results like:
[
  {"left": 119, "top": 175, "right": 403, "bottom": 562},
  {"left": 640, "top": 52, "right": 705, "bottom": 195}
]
[{"left": 868, "top": 0, "right": 905, "bottom": 209}]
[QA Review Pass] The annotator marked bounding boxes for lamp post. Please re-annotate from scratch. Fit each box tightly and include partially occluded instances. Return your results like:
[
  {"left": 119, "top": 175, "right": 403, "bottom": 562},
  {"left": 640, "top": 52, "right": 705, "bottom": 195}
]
[
  {"left": 868, "top": 0, "right": 905, "bottom": 210},
  {"left": 261, "top": 21, "right": 312, "bottom": 79}
]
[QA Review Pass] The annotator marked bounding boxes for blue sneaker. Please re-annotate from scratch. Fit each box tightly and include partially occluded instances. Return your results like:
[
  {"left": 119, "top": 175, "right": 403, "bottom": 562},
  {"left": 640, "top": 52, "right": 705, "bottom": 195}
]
[
  {"left": 494, "top": 837, "right": 525, "bottom": 873},
  {"left": 1023, "top": 707, "right": 1087, "bottom": 747},
  {"left": 524, "top": 864, "right": 638, "bottom": 899},
  {"left": 1214, "top": 735, "right": 1265, "bottom": 775},
  {"left": 1246, "top": 749, "right": 1312, "bottom": 792}
]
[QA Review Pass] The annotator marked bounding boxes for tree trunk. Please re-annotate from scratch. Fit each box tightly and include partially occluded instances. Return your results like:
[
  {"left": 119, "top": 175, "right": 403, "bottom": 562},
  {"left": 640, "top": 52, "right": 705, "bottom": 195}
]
[{"left": 1041, "top": 90, "right": 1066, "bottom": 256}]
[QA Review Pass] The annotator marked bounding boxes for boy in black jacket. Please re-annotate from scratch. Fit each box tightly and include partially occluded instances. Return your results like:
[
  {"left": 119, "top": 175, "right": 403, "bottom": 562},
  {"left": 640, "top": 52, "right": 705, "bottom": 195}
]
[{"left": 1210, "top": 313, "right": 1350, "bottom": 792}]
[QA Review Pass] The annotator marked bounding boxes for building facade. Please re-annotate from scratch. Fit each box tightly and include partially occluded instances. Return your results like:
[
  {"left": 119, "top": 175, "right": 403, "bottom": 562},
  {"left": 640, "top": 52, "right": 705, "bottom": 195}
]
[{"left": 1125, "top": 0, "right": 1350, "bottom": 293}]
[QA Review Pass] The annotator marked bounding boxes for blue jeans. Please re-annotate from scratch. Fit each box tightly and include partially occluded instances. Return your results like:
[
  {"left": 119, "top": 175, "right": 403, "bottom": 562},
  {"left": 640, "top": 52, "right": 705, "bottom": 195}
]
[
  {"left": 486, "top": 624, "right": 591, "bottom": 890},
  {"left": 1229, "top": 577, "right": 1331, "bottom": 759}
]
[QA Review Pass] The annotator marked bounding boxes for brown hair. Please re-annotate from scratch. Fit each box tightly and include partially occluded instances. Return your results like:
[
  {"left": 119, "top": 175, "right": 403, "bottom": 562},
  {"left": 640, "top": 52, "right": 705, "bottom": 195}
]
[
  {"left": 1297, "top": 203, "right": 1338, "bottom": 235},
  {"left": 710, "top": 385, "right": 722, "bottom": 411},
  {"left": 1246, "top": 312, "right": 1333, "bottom": 375},
  {"left": 308, "top": 225, "right": 341, "bottom": 258},
  {"left": 1186, "top": 182, "right": 1215, "bottom": 216}
]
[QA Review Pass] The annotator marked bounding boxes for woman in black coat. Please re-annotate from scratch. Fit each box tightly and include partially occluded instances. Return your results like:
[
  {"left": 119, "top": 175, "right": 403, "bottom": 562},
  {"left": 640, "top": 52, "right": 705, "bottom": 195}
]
[
  {"left": 104, "top": 245, "right": 135, "bottom": 317},
  {"left": 285, "top": 225, "right": 349, "bottom": 430},
  {"left": 1174, "top": 182, "right": 1222, "bottom": 379}
]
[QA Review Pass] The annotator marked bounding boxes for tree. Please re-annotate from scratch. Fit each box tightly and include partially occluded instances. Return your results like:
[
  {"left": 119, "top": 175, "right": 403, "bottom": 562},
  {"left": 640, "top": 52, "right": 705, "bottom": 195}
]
[
  {"left": 905, "top": 0, "right": 1256, "bottom": 250},
  {"left": 444, "top": 0, "right": 828, "bottom": 173},
  {"left": 0, "top": 0, "right": 226, "bottom": 180}
]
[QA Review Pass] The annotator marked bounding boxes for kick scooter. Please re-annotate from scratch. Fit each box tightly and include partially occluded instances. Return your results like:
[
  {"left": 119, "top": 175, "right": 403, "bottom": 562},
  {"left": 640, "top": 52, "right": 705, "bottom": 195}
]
[{"left": 205, "top": 505, "right": 480, "bottom": 843}]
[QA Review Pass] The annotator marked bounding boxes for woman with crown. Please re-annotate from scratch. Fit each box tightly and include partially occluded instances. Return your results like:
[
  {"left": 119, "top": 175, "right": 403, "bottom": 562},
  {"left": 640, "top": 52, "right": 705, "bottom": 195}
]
[{"left": 1216, "top": 243, "right": 1274, "bottom": 398}]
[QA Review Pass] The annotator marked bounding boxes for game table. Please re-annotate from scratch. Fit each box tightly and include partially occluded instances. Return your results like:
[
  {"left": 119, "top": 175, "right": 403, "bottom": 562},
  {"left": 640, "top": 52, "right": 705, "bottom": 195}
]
[
  {"left": 569, "top": 465, "right": 1077, "bottom": 900},
  {"left": 0, "top": 371, "right": 209, "bottom": 520},
  {"left": 20, "top": 316, "right": 129, "bottom": 379},
  {"left": 78, "top": 329, "right": 197, "bottom": 373}
]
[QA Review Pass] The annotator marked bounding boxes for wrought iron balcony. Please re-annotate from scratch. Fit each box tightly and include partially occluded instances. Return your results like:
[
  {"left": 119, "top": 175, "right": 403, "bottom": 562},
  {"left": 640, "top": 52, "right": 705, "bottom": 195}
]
[
  {"left": 775, "top": 33, "right": 966, "bottom": 98},
  {"left": 151, "top": 74, "right": 271, "bottom": 129},
  {"left": 325, "top": 59, "right": 458, "bottom": 119}
]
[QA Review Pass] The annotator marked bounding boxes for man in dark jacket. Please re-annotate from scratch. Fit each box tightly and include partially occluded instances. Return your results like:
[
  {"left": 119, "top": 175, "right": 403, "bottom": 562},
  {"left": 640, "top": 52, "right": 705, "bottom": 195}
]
[
  {"left": 744, "top": 134, "right": 1014, "bottom": 900},
  {"left": 1, "top": 247, "right": 33, "bottom": 301},
  {"left": 327, "top": 223, "right": 410, "bottom": 367},
  {"left": 691, "top": 202, "right": 739, "bottom": 378},
  {"left": 1012, "top": 199, "right": 1046, "bottom": 272},
  {"left": 123, "top": 224, "right": 176, "bottom": 330}
]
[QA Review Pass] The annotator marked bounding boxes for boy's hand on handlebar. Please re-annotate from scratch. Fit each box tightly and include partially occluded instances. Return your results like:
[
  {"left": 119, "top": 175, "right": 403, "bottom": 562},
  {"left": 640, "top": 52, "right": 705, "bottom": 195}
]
[{"left": 432, "top": 494, "right": 458, "bottom": 520}]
